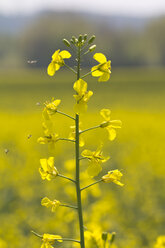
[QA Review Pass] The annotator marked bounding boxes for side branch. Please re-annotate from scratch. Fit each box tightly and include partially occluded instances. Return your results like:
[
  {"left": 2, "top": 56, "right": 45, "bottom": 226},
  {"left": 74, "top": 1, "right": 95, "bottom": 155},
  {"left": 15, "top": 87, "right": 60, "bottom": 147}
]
[
  {"left": 58, "top": 174, "right": 76, "bottom": 183},
  {"left": 64, "top": 63, "right": 77, "bottom": 74},
  {"left": 80, "top": 179, "right": 102, "bottom": 191},
  {"left": 31, "top": 231, "right": 80, "bottom": 243},
  {"left": 60, "top": 204, "right": 78, "bottom": 210},
  {"left": 79, "top": 125, "right": 100, "bottom": 134},
  {"left": 56, "top": 110, "right": 75, "bottom": 120},
  {"left": 57, "top": 138, "right": 75, "bottom": 143}
]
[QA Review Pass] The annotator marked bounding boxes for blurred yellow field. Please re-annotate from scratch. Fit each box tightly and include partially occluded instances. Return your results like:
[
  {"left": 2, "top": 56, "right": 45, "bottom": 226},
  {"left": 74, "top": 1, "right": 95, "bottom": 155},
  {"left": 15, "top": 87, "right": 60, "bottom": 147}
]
[{"left": 0, "top": 67, "right": 165, "bottom": 248}]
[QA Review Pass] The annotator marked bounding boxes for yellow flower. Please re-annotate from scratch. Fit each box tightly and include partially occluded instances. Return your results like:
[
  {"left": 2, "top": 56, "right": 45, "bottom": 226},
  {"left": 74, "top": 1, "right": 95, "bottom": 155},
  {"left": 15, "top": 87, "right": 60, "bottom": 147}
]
[
  {"left": 81, "top": 145, "right": 110, "bottom": 177},
  {"left": 37, "top": 133, "right": 59, "bottom": 145},
  {"left": 85, "top": 230, "right": 113, "bottom": 248},
  {"left": 100, "top": 109, "right": 122, "bottom": 141},
  {"left": 91, "top": 53, "right": 111, "bottom": 82},
  {"left": 73, "top": 79, "right": 93, "bottom": 114},
  {"left": 47, "top": 49, "right": 71, "bottom": 76},
  {"left": 39, "top": 157, "right": 58, "bottom": 181},
  {"left": 41, "top": 233, "right": 63, "bottom": 248},
  {"left": 44, "top": 98, "right": 61, "bottom": 116},
  {"left": 41, "top": 197, "right": 60, "bottom": 212},
  {"left": 68, "top": 124, "right": 84, "bottom": 147},
  {"left": 154, "top": 236, "right": 165, "bottom": 248},
  {"left": 102, "top": 169, "right": 124, "bottom": 186}
]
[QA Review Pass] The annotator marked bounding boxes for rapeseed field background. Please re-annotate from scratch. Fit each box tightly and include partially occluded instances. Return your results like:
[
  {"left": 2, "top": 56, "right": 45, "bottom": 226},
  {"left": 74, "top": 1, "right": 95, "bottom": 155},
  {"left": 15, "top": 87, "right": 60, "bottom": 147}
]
[{"left": 0, "top": 67, "right": 165, "bottom": 248}]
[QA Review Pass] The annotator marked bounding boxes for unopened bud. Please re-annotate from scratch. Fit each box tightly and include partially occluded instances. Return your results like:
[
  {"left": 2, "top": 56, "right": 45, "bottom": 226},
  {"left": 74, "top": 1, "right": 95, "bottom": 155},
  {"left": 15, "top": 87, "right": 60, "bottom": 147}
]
[
  {"left": 78, "top": 35, "right": 83, "bottom": 42},
  {"left": 89, "top": 45, "right": 96, "bottom": 52},
  {"left": 84, "top": 34, "right": 87, "bottom": 41},
  {"left": 63, "top": 39, "right": 70, "bottom": 47},
  {"left": 102, "top": 232, "right": 108, "bottom": 241},
  {"left": 88, "top": 35, "right": 96, "bottom": 44},
  {"left": 110, "top": 232, "right": 116, "bottom": 244},
  {"left": 72, "top": 36, "right": 76, "bottom": 42}
]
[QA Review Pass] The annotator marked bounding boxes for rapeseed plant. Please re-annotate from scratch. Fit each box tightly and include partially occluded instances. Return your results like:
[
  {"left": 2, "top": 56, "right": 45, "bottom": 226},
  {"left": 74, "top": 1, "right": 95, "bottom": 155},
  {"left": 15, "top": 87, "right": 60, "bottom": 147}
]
[{"left": 32, "top": 34, "right": 123, "bottom": 248}]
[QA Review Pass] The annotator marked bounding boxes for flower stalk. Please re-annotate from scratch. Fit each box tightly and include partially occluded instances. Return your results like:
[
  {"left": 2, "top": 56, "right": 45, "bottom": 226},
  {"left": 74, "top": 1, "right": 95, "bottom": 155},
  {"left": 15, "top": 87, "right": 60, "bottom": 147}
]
[{"left": 75, "top": 44, "right": 85, "bottom": 248}]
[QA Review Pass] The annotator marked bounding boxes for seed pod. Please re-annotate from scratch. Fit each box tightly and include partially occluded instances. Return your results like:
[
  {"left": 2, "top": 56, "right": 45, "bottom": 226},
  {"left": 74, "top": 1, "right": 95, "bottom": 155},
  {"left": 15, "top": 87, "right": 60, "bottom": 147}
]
[
  {"left": 88, "top": 35, "right": 96, "bottom": 44},
  {"left": 63, "top": 39, "right": 70, "bottom": 47}
]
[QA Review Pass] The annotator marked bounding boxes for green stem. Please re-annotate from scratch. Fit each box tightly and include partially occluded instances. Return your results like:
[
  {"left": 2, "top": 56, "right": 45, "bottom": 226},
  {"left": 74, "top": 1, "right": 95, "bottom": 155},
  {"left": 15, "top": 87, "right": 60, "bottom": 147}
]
[
  {"left": 79, "top": 125, "right": 100, "bottom": 134},
  {"left": 57, "top": 138, "right": 75, "bottom": 143},
  {"left": 60, "top": 204, "right": 78, "bottom": 209},
  {"left": 64, "top": 63, "right": 77, "bottom": 74},
  {"left": 81, "top": 71, "right": 92, "bottom": 79},
  {"left": 31, "top": 230, "right": 42, "bottom": 238},
  {"left": 80, "top": 179, "right": 102, "bottom": 191},
  {"left": 56, "top": 110, "right": 75, "bottom": 120},
  {"left": 58, "top": 174, "right": 76, "bottom": 183},
  {"left": 81, "top": 68, "right": 98, "bottom": 79},
  {"left": 75, "top": 45, "right": 85, "bottom": 248}
]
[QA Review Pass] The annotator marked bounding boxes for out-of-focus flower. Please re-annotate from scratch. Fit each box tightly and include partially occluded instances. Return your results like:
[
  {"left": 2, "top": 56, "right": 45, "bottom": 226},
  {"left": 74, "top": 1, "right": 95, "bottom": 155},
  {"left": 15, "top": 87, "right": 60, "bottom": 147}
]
[
  {"left": 91, "top": 53, "right": 111, "bottom": 82},
  {"left": 100, "top": 109, "right": 122, "bottom": 141},
  {"left": 154, "top": 236, "right": 165, "bottom": 248},
  {"left": 81, "top": 145, "right": 110, "bottom": 177},
  {"left": 102, "top": 169, "right": 124, "bottom": 186},
  {"left": 39, "top": 157, "right": 58, "bottom": 181},
  {"left": 41, "top": 197, "right": 60, "bottom": 212},
  {"left": 41, "top": 233, "right": 63, "bottom": 248},
  {"left": 68, "top": 124, "right": 84, "bottom": 147},
  {"left": 73, "top": 79, "right": 93, "bottom": 114},
  {"left": 47, "top": 49, "right": 71, "bottom": 76}
]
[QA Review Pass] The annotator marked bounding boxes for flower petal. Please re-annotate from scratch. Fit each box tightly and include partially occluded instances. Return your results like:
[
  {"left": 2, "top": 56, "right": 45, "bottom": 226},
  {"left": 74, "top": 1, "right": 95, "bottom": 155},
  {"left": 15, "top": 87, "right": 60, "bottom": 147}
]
[
  {"left": 98, "top": 72, "right": 110, "bottom": 82},
  {"left": 100, "top": 109, "right": 111, "bottom": 121},
  {"left": 81, "top": 149, "right": 93, "bottom": 159},
  {"left": 47, "top": 62, "right": 56, "bottom": 76},
  {"left": 93, "top": 53, "right": 107, "bottom": 63},
  {"left": 59, "top": 50, "right": 71, "bottom": 59},
  {"left": 73, "top": 79, "right": 87, "bottom": 95},
  {"left": 106, "top": 127, "right": 116, "bottom": 141}
]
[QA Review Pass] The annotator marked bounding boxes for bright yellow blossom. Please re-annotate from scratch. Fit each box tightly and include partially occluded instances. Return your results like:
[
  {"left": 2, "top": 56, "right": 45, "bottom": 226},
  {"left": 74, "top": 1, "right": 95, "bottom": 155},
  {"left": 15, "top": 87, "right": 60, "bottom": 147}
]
[
  {"left": 47, "top": 49, "right": 71, "bottom": 76},
  {"left": 41, "top": 233, "right": 63, "bottom": 248},
  {"left": 39, "top": 157, "right": 58, "bottom": 181},
  {"left": 41, "top": 197, "right": 60, "bottom": 212},
  {"left": 154, "top": 236, "right": 165, "bottom": 248},
  {"left": 44, "top": 98, "right": 61, "bottom": 116},
  {"left": 100, "top": 109, "right": 122, "bottom": 141},
  {"left": 68, "top": 124, "right": 84, "bottom": 147},
  {"left": 102, "top": 169, "right": 124, "bottom": 186},
  {"left": 91, "top": 53, "right": 111, "bottom": 82},
  {"left": 85, "top": 230, "right": 114, "bottom": 248},
  {"left": 81, "top": 145, "right": 110, "bottom": 177},
  {"left": 73, "top": 79, "right": 93, "bottom": 114}
]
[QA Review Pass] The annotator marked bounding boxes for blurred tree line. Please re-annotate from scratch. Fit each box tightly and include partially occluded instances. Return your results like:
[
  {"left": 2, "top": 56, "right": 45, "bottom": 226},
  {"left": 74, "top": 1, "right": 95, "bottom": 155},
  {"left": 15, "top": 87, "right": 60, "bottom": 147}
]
[{"left": 0, "top": 12, "right": 165, "bottom": 68}]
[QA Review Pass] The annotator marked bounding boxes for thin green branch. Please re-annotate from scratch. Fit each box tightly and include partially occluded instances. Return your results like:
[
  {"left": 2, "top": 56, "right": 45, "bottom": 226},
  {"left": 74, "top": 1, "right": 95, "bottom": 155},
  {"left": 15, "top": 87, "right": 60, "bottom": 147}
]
[
  {"left": 56, "top": 110, "right": 75, "bottom": 120},
  {"left": 64, "top": 63, "right": 77, "bottom": 74},
  {"left": 58, "top": 174, "right": 76, "bottom": 183},
  {"left": 31, "top": 231, "right": 80, "bottom": 243},
  {"left": 81, "top": 71, "right": 92, "bottom": 79},
  {"left": 55, "top": 238, "right": 80, "bottom": 243},
  {"left": 31, "top": 230, "right": 42, "bottom": 238},
  {"left": 60, "top": 204, "right": 78, "bottom": 209},
  {"left": 79, "top": 157, "right": 88, "bottom": 161},
  {"left": 57, "top": 138, "right": 75, "bottom": 143},
  {"left": 79, "top": 125, "right": 100, "bottom": 134},
  {"left": 80, "top": 179, "right": 102, "bottom": 191}
]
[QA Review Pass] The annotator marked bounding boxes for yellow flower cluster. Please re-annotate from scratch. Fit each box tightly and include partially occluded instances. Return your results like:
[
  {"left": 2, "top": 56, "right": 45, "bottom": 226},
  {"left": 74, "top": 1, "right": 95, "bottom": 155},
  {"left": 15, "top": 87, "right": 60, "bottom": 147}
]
[
  {"left": 81, "top": 145, "right": 110, "bottom": 177},
  {"left": 41, "top": 197, "right": 60, "bottom": 212},
  {"left": 102, "top": 169, "right": 124, "bottom": 186},
  {"left": 41, "top": 233, "right": 62, "bottom": 248},
  {"left": 39, "top": 157, "right": 58, "bottom": 181},
  {"left": 47, "top": 49, "right": 71, "bottom": 76}
]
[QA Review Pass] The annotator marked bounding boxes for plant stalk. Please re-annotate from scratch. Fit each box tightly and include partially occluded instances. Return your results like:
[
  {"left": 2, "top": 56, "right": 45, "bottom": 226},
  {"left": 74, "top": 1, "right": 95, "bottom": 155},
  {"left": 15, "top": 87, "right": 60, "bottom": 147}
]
[{"left": 75, "top": 45, "right": 85, "bottom": 248}]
